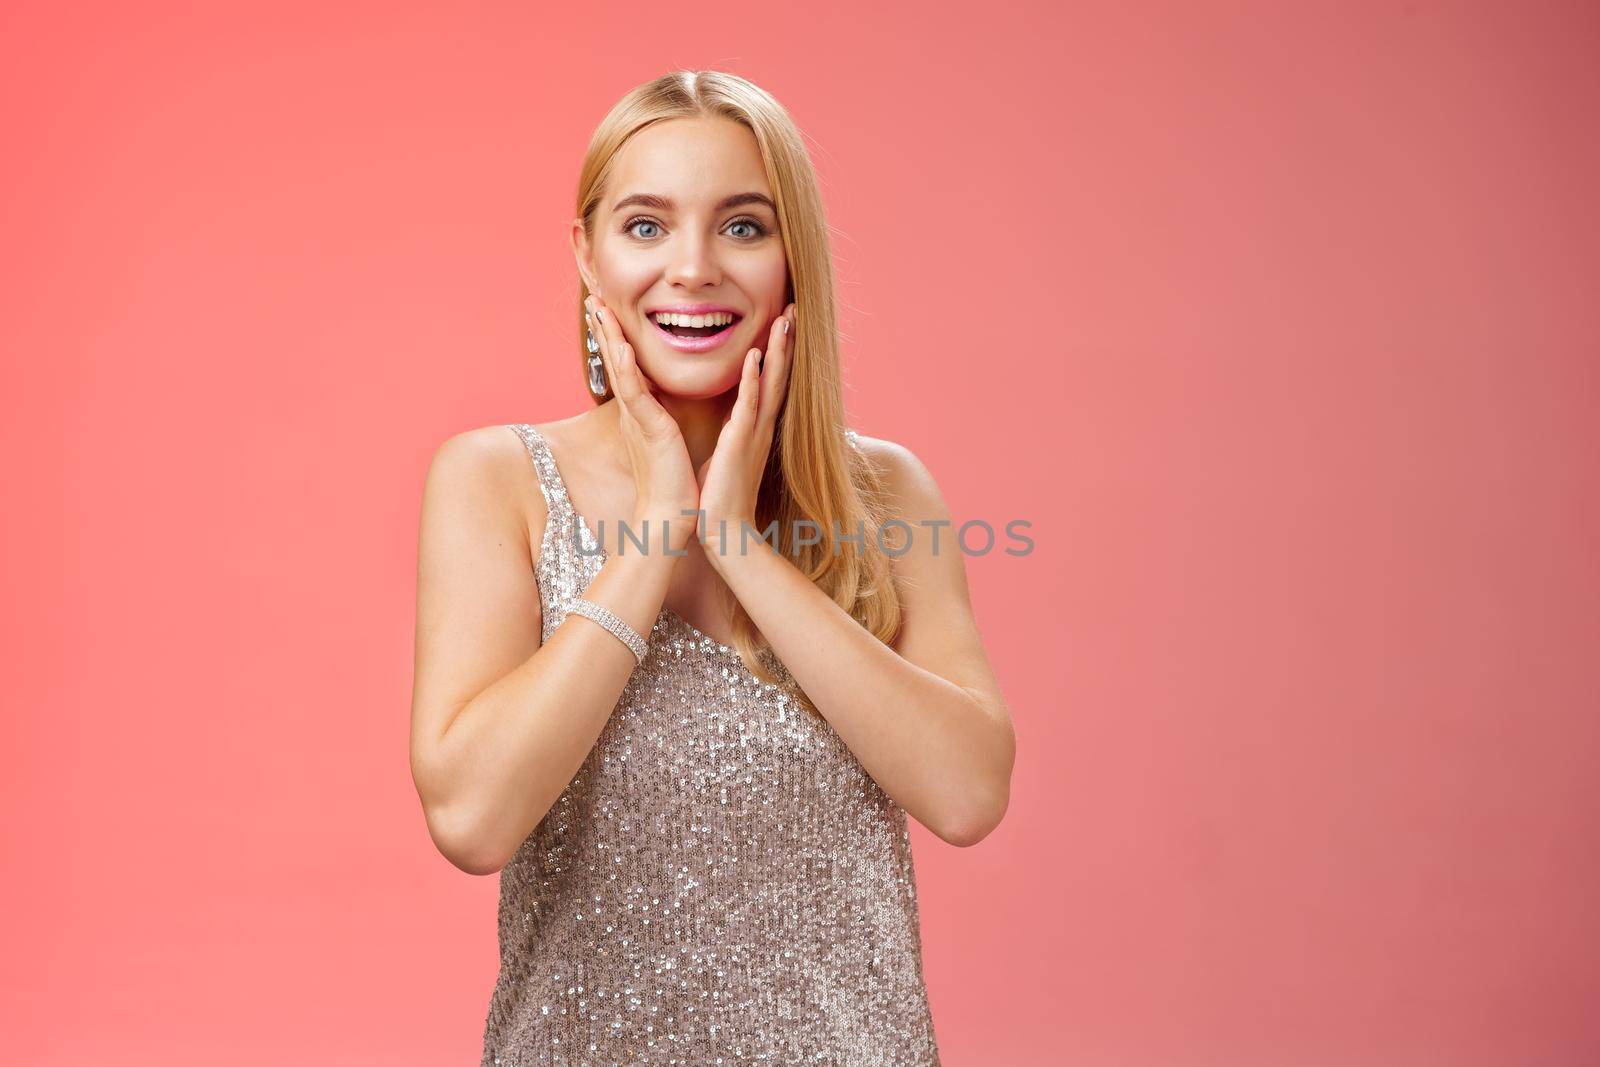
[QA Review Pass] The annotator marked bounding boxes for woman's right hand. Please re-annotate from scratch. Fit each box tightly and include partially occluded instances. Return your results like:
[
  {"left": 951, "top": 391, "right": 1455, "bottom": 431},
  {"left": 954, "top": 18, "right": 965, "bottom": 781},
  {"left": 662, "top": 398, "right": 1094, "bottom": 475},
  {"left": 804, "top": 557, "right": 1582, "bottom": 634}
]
[{"left": 587, "top": 295, "right": 699, "bottom": 553}]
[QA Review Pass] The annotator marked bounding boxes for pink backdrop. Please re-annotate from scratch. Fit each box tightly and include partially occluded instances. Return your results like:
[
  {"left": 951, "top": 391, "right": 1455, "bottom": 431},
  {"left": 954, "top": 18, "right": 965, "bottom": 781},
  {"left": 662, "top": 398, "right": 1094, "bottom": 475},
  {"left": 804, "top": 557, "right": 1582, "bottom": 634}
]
[{"left": 5, "top": 2, "right": 1598, "bottom": 1063}]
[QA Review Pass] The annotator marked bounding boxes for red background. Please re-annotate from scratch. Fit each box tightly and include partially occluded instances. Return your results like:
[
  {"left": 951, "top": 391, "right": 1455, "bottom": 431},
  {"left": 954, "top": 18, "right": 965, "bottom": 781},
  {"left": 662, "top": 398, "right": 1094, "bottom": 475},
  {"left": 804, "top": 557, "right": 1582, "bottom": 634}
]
[{"left": 4, "top": 2, "right": 1598, "bottom": 1063}]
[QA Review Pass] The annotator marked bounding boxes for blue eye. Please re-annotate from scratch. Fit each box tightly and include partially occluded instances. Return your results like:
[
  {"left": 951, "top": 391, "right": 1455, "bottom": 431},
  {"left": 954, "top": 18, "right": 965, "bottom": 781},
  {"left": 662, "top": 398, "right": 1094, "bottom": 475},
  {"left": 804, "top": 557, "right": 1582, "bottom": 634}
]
[
  {"left": 625, "top": 217, "right": 663, "bottom": 240},
  {"left": 726, "top": 217, "right": 768, "bottom": 239},
  {"left": 622, "top": 215, "right": 770, "bottom": 241}
]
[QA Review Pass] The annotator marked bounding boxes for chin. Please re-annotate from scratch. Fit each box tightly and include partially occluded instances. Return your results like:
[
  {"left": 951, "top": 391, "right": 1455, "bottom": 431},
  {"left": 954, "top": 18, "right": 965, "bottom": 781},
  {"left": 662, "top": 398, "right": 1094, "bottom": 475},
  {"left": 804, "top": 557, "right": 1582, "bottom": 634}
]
[
  {"left": 651, "top": 375, "right": 745, "bottom": 401},
  {"left": 636, "top": 357, "right": 745, "bottom": 399}
]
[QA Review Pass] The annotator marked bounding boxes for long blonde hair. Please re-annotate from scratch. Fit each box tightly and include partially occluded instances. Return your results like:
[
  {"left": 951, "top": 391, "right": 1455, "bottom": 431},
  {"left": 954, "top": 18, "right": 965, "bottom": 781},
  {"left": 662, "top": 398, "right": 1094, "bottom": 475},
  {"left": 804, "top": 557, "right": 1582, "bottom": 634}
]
[{"left": 573, "top": 70, "right": 903, "bottom": 716}]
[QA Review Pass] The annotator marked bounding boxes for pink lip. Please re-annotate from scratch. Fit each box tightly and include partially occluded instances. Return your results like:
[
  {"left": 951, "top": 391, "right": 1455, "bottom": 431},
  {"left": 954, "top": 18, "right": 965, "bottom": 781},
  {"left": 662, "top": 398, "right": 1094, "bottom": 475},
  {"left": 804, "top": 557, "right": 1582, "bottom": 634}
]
[
  {"left": 645, "top": 303, "right": 742, "bottom": 316},
  {"left": 649, "top": 313, "right": 741, "bottom": 353}
]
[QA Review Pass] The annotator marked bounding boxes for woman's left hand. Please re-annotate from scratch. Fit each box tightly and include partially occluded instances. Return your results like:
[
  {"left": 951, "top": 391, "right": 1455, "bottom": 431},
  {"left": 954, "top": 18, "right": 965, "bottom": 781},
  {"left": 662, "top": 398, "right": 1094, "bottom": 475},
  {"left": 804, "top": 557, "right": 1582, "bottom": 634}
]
[{"left": 696, "top": 302, "right": 795, "bottom": 565}]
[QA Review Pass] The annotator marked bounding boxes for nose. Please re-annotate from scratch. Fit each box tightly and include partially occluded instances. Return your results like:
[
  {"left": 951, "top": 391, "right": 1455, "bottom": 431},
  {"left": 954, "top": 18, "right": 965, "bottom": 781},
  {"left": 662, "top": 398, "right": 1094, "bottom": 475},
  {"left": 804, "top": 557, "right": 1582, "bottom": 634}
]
[{"left": 662, "top": 230, "right": 722, "bottom": 290}]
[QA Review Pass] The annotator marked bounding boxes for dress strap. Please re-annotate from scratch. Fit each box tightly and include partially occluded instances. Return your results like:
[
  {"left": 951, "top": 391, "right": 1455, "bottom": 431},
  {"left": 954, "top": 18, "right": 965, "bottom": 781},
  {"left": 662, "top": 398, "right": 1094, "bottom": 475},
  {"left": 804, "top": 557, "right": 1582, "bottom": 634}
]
[
  {"left": 506, "top": 423, "right": 589, "bottom": 575},
  {"left": 507, "top": 424, "right": 567, "bottom": 508}
]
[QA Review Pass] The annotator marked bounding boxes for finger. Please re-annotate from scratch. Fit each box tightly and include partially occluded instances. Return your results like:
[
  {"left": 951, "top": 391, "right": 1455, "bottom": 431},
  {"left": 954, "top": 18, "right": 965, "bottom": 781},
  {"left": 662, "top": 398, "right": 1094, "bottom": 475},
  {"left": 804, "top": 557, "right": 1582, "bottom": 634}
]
[
  {"left": 731, "top": 348, "right": 761, "bottom": 434},
  {"left": 755, "top": 306, "right": 794, "bottom": 442},
  {"left": 623, "top": 338, "right": 663, "bottom": 400},
  {"left": 621, "top": 341, "right": 660, "bottom": 412},
  {"left": 585, "top": 300, "right": 614, "bottom": 383},
  {"left": 615, "top": 333, "right": 678, "bottom": 437},
  {"left": 586, "top": 301, "right": 625, "bottom": 403},
  {"left": 592, "top": 299, "right": 657, "bottom": 426}
]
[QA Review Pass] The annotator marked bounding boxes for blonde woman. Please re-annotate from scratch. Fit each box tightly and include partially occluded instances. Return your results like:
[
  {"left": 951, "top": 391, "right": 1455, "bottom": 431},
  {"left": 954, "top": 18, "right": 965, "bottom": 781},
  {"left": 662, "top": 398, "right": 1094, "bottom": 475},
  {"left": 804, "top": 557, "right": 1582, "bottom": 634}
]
[{"left": 410, "top": 70, "right": 1014, "bottom": 1064}]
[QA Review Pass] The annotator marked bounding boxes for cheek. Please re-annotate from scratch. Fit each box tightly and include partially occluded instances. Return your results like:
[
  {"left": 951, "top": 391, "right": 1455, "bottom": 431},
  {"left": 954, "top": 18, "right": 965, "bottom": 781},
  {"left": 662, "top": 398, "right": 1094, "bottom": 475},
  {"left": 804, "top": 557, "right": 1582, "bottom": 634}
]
[
  {"left": 753, "top": 253, "right": 788, "bottom": 298},
  {"left": 594, "top": 252, "right": 655, "bottom": 295},
  {"left": 730, "top": 256, "right": 789, "bottom": 319}
]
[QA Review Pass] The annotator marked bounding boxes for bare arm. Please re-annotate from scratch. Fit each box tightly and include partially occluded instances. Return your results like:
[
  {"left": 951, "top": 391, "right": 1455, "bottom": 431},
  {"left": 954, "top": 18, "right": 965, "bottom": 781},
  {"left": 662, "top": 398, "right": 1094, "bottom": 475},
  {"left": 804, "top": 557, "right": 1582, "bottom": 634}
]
[
  {"left": 708, "top": 435, "right": 1015, "bottom": 847},
  {"left": 408, "top": 426, "right": 675, "bottom": 875}
]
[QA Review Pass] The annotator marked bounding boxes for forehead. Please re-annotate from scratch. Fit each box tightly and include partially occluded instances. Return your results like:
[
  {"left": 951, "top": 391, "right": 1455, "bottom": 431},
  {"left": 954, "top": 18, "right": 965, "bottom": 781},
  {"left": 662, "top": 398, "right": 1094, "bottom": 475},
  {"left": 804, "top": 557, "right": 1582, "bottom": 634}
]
[{"left": 607, "top": 117, "right": 772, "bottom": 206}]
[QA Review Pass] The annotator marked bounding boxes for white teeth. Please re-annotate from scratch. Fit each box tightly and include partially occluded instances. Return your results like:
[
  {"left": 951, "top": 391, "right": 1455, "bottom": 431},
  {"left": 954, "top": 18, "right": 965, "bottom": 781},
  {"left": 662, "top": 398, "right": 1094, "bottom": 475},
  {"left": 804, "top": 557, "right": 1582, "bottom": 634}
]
[{"left": 652, "top": 311, "right": 735, "bottom": 328}]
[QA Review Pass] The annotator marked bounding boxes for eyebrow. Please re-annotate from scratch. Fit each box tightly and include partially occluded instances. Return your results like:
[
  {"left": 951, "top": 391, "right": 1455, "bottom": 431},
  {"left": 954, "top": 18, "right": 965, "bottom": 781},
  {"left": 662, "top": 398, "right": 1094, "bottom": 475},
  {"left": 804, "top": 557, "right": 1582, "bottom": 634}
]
[{"left": 610, "top": 191, "right": 777, "bottom": 215}]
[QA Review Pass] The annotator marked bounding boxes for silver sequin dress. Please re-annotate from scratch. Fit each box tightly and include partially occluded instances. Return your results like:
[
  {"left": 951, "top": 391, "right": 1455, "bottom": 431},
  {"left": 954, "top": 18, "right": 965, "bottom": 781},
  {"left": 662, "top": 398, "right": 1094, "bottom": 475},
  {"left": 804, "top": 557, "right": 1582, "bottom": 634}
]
[{"left": 479, "top": 423, "right": 941, "bottom": 1066}]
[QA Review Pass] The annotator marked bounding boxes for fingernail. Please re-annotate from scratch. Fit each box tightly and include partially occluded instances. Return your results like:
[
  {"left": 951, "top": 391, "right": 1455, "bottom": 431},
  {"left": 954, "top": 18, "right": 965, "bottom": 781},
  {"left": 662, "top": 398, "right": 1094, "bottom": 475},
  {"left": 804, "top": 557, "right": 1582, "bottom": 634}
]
[
  {"left": 781, "top": 317, "right": 790, "bottom": 335},
  {"left": 595, "top": 307, "right": 605, "bottom": 324}
]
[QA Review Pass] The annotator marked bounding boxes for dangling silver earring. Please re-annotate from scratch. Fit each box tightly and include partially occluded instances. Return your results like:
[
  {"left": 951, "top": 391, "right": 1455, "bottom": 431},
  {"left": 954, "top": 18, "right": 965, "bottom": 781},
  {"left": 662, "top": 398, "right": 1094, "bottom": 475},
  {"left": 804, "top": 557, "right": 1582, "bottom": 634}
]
[{"left": 585, "top": 317, "right": 607, "bottom": 398}]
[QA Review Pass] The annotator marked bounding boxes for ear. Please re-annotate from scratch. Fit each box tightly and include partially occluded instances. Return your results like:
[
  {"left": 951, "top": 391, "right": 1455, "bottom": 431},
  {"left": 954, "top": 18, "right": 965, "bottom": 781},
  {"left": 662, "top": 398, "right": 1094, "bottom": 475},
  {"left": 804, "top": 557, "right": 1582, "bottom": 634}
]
[{"left": 570, "top": 218, "right": 599, "bottom": 293}]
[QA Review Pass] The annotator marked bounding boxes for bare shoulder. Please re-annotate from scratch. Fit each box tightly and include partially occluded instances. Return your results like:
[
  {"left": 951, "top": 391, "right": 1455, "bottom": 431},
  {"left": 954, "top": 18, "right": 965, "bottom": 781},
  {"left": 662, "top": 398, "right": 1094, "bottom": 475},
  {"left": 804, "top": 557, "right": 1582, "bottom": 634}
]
[
  {"left": 427, "top": 424, "right": 536, "bottom": 498},
  {"left": 849, "top": 432, "right": 951, "bottom": 526},
  {"left": 422, "top": 424, "right": 544, "bottom": 556}
]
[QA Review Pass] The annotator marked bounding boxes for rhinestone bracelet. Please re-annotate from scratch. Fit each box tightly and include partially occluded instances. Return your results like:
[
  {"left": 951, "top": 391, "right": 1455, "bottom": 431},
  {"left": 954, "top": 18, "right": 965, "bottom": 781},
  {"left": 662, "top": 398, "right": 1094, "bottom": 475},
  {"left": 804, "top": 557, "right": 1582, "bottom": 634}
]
[{"left": 566, "top": 597, "right": 649, "bottom": 666}]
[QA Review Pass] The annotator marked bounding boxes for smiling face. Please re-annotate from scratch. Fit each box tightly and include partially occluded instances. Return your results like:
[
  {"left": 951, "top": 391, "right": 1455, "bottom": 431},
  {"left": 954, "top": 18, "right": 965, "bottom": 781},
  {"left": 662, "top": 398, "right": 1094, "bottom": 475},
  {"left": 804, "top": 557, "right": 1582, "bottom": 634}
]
[{"left": 573, "top": 116, "right": 790, "bottom": 400}]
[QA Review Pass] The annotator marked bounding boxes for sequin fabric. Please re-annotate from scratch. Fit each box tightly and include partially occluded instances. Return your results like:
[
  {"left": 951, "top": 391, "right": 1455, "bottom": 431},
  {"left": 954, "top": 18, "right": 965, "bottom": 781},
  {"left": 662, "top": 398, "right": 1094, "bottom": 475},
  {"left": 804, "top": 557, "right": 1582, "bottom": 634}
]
[{"left": 480, "top": 424, "right": 940, "bottom": 1066}]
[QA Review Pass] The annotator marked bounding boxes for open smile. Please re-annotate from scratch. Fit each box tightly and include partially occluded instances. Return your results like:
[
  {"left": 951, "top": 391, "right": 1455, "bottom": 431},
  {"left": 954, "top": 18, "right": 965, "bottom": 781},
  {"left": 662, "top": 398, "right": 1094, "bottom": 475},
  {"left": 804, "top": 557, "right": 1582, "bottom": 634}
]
[{"left": 649, "top": 314, "right": 742, "bottom": 353}]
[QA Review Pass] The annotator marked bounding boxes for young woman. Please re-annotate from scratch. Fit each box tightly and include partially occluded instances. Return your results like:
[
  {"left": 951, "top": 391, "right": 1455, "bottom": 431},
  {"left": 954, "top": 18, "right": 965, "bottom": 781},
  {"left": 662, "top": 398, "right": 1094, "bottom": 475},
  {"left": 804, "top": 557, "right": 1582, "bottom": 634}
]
[{"left": 410, "top": 70, "right": 1014, "bottom": 1065}]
